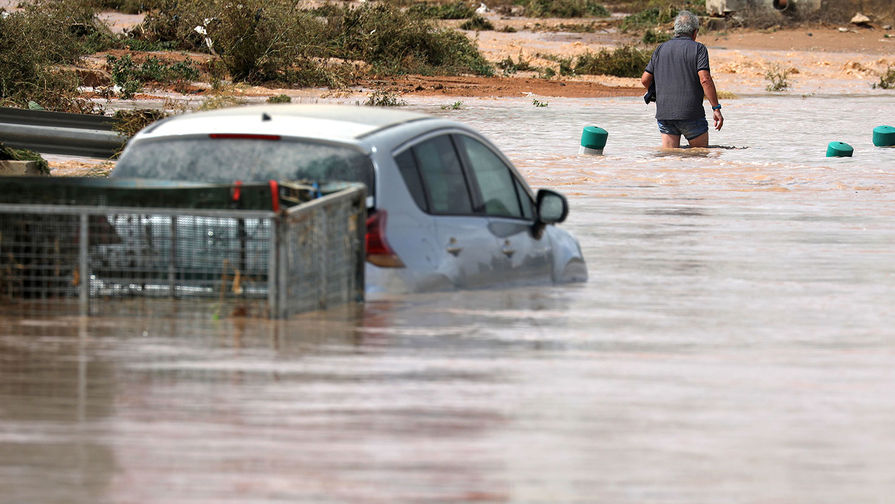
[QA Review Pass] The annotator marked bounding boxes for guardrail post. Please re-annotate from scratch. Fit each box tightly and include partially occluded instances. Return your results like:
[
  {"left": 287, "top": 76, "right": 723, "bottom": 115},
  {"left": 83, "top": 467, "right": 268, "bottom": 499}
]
[{"left": 79, "top": 213, "right": 89, "bottom": 316}]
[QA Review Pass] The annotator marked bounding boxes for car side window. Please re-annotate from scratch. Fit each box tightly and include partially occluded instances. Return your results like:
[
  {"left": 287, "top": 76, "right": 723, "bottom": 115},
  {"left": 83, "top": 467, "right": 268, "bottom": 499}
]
[
  {"left": 394, "top": 149, "right": 428, "bottom": 212},
  {"left": 411, "top": 135, "right": 473, "bottom": 215},
  {"left": 455, "top": 135, "right": 524, "bottom": 219},
  {"left": 514, "top": 178, "right": 535, "bottom": 220}
]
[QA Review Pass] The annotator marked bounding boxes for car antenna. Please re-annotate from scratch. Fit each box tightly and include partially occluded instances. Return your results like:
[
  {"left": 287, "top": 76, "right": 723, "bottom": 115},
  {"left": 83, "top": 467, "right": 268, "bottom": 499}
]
[{"left": 262, "top": 112, "right": 272, "bottom": 121}]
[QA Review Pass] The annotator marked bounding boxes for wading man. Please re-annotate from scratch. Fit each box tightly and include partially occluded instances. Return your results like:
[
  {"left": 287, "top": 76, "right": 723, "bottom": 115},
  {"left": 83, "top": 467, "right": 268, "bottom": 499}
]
[{"left": 641, "top": 10, "right": 723, "bottom": 148}]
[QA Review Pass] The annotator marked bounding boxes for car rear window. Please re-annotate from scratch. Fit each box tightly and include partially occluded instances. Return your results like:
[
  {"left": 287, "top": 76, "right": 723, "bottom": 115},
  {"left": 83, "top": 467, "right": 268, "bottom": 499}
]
[{"left": 114, "top": 137, "right": 375, "bottom": 191}]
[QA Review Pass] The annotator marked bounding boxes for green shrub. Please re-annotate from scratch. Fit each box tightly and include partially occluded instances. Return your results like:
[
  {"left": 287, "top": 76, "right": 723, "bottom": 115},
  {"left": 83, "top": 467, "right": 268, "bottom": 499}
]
[
  {"left": 497, "top": 55, "right": 533, "bottom": 75},
  {"left": 520, "top": 0, "right": 609, "bottom": 18},
  {"left": 642, "top": 28, "right": 671, "bottom": 44},
  {"left": 322, "top": 3, "right": 493, "bottom": 76},
  {"left": 134, "top": 1, "right": 492, "bottom": 83},
  {"left": 407, "top": 1, "right": 476, "bottom": 19},
  {"left": 620, "top": 6, "right": 675, "bottom": 32},
  {"left": 574, "top": 45, "right": 650, "bottom": 78},
  {"left": 106, "top": 54, "right": 200, "bottom": 98},
  {"left": 460, "top": 15, "right": 494, "bottom": 30},
  {"left": 873, "top": 66, "right": 895, "bottom": 89},
  {"left": 267, "top": 94, "right": 292, "bottom": 104},
  {"left": 764, "top": 63, "right": 792, "bottom": 92},
  {"left": 364, "top": 90, "right": 405, "bottom": 107}
]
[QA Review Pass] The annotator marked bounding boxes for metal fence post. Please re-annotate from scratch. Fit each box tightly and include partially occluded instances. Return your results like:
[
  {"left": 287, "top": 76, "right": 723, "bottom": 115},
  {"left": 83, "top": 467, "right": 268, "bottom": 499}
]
[
  {"left": 169, "top": 216, "right": 177, "bottom": 298},
  {"left": 277, "top": 216, "right": 288, "bottom": 318},
  {"left": 267, "top": 216, "right": 279, "bottom": 318},
  {"left": 79, "top": 212, "right": 89, "bottom": 316}
]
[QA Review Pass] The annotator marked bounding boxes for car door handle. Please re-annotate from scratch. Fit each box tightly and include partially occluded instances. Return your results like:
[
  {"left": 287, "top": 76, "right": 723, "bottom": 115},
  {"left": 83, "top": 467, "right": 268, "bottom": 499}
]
[
  {"left": 501, "top": 240, "right": 515, "bottom": 257},
  {"left": 446, "top": 237, "right": 462, "bottom": 256}
]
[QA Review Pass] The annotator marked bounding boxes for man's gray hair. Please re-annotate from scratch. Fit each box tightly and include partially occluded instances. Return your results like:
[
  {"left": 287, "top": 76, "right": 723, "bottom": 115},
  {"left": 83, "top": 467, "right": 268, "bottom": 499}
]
[{"left": 673, "top": 10, "right": 700, "bottom": 37}]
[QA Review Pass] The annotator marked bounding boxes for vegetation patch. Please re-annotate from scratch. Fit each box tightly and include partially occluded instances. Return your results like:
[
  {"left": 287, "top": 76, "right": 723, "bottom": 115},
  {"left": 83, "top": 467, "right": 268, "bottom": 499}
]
[
  {"left": 716, "top": 90, "right": 738, "bottom": 100},
  {"left": 460, "top": 15, "right": 495, "bottom": 31},
  {"left": 765, "top": 63, "right": 792, "bottom": 92},
  {"left": 364, "top": 90, "right": 405, "bottom": 107},
  {"left": 130, "top": 1, "right": 492, "bottom": 83},
  {"left": 267, "top": 94, "right": 292, "bottom": 104},
  {"left": 106, "top": 54, "right": 200, "bottom": 98},
  {"left": 407, "top": 1, "right": 476, "bottom": 19},
  {"left": 197, "top": 94, "right": 248, "bottom": 111},
  {"left": 0, "top": 143, "right": 50, "bottom": 174},
  {"left": 619, "top": 6, "right": 675, "bottom": 32},
  {"left": 92, "top": 0, "right": 150, "bottom": 14},
  {"left": 520, "top": 0, "right": 610, "bottom": 18},
  {"left": 0, "top": 0, "right": 100, "bottom": 112},
  {"left": 642, "top": 28, "right": 671, "bottom": 44},
  {"left": 111, "top": 109, "right": 167, "bottom": 154},
  {"left": 574, "top": 45, "right": 650, "bottom": 78},
  {"left": 497, "top": 55, "right": 535, "bottom": 75},
  {"left": 322, "top": 3, "right": 493, "bottom": 77},
  {"left": 873, "top": 66, "right": 895, "bottom": 89}
]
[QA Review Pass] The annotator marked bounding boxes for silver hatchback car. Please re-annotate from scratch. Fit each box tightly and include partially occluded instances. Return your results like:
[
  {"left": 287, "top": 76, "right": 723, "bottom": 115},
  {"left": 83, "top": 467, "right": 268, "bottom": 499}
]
[{"left": 112, "top": 104, "right": 587, "bottom": 294}]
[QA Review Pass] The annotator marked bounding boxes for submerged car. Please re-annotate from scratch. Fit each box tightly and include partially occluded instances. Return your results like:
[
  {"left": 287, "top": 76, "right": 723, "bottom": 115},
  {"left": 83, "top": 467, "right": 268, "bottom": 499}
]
[{"left": 112, "top": 104, "right": 587, "bottom": 293}]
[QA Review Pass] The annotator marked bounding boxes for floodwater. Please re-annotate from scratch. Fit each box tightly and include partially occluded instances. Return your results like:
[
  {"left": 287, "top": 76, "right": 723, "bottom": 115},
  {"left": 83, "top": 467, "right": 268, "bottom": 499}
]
[{"left": 3, "top": 96, "right": 895, "bottom": 503}]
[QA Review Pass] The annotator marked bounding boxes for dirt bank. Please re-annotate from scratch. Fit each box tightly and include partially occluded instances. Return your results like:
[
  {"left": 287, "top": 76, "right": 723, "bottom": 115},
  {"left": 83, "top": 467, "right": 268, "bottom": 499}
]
[{"left": 361, "top": 74, "right": 642, "bottom": 98}]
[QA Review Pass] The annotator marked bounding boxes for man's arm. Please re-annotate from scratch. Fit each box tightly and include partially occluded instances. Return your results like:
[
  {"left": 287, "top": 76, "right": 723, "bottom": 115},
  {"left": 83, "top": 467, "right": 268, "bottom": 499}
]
[
  {"left": 641, "top": 71, "right": 653, "bottom": 90},
  {"left": 698, "top": 69, "right": 723, "bottom": 131}
]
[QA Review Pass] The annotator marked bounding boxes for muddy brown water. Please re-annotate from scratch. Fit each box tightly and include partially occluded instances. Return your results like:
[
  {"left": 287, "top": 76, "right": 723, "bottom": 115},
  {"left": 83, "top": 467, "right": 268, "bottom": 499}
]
[{"left": 3, "top": 96, "right": 895, "bottom": 502}]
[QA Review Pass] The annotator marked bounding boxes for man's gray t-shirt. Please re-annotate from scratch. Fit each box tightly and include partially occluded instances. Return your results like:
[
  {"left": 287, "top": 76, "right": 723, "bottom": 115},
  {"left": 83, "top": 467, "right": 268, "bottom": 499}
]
[{"left": 644, "top": 36, "right": 710, "bottom": 120}]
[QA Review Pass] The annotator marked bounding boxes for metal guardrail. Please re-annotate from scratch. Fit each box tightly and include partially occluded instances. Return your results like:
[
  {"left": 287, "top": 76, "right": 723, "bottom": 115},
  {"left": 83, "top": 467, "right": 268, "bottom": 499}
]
[{"left": 0, "top": 107, "right": 124, "bottom": 158}]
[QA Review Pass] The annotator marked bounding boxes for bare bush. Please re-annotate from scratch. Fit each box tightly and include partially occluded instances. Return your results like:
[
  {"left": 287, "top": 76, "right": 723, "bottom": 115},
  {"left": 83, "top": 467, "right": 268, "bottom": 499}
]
[{"left": 0, "top": 0, "right": 102, "bottom": 111}]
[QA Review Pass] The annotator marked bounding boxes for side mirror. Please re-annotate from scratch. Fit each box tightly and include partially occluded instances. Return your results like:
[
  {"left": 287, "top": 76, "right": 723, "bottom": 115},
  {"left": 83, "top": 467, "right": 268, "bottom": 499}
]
[{"left": 536, "top": 189, "right": 569, "bottom": 224}]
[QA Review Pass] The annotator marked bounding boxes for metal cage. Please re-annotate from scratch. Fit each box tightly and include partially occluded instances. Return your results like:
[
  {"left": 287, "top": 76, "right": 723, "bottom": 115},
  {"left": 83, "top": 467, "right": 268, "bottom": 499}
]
[{"left": 0, "top": 184, "right": 365, "bottom": 318}]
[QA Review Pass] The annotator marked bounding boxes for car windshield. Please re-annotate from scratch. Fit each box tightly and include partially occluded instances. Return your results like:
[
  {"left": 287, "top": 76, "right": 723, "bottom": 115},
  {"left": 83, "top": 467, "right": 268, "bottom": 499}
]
[{"left": 114, "top": 137, "right": 374, "bottom": 190}]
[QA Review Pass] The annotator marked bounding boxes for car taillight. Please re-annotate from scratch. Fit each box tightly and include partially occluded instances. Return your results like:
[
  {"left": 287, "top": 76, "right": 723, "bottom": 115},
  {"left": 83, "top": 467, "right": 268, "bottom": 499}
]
[{"left": 365, "top": 210, "right": 404, "bottom": 268}]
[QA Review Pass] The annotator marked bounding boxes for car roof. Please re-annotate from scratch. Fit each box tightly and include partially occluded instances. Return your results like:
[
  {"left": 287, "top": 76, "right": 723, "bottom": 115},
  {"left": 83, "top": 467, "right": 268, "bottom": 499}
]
[{"left": 139, "top": 104, "right": 432, "bottom": 142}]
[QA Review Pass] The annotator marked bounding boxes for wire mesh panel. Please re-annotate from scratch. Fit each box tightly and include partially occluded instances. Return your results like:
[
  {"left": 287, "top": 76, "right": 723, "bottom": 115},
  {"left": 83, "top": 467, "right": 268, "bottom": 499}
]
[
  {"left": 0, "top": 211, "right": 83, "bottom": 315},
  {"left": 90, "top": 211, "right": 275, "bottom": 317},
  {"left": 0, "top": 182, "right": 365, "bottom": 318},
  {"left": 278, "top": 187, "right": 366, "bottom": 317}
]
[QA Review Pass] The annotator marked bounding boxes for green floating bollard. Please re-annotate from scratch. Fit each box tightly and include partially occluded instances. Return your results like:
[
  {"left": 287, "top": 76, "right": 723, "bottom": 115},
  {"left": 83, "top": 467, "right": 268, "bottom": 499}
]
[
  {"left": 872, "top": 125, "right": 895, "bottom": 147},
  {"left": 579, "top": 126, "right": 608, "bottom": 155},
  {"left": 826, "top": 141, "right": 853, "bottom": 157}
]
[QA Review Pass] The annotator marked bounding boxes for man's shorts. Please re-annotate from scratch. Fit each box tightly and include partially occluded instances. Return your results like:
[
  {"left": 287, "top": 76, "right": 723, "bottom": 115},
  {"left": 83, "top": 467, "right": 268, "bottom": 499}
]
[{"left": 657, "top": 117, "right": 708, "bottom": 140}]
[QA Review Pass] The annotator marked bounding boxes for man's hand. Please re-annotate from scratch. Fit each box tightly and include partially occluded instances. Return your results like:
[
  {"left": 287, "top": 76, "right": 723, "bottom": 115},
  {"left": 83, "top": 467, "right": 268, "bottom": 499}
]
[{"left": 713, "top": 109, "right": 724, "bottom": 131}]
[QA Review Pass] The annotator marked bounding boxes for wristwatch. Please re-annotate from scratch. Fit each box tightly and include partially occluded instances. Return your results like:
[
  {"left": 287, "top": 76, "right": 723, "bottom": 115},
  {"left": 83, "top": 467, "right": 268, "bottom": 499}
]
[{"left": 712, "top": 104, "right": 722, "bottom": 110}]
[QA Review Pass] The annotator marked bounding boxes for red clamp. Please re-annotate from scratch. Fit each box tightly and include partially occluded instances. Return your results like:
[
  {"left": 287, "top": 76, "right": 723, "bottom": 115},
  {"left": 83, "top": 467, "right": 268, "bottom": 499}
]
[
  {"left": 269, "top": 180, "right": 280, "bottom": 212},
  {"left": 231, "top": 180, "right": 242, "bottom": 202}
]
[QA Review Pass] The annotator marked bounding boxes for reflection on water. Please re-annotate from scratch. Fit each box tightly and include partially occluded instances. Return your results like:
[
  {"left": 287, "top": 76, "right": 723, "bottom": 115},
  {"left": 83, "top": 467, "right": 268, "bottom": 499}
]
[{"left": 3, "top": 96, "right": 895, "bottom": 502}]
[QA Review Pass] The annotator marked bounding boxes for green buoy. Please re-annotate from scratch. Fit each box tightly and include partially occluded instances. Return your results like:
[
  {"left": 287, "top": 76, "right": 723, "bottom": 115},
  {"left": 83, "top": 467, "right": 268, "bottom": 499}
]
[
  {"left": 579, "top": 126, "right": 608, "bottom": 155},
  {"left": 826, "top": 141, "right": 853, "bottom": 157},
  {"left": 872, "top": 125, "right": 895, "bottom": 147}
]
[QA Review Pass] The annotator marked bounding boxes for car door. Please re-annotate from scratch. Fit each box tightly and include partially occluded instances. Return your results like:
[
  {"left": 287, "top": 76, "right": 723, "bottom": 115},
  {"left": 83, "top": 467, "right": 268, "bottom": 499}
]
[
  {"left": 395, "top": 134, "right": 503, "bottom": 288},
  {"left": 453, "top": 134, "right": 552, "bottom": 285}
]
